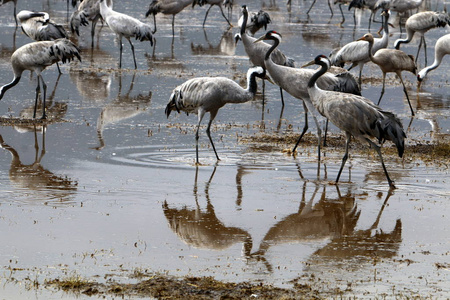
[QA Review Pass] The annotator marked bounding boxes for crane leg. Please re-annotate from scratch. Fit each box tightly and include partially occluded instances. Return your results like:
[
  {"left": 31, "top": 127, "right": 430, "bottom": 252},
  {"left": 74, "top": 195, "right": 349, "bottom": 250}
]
[
  {"left": 172, "top": 15, "right": 175, "bottom": 37},
  {"left": 152, "top": 15, "right": 157, "bottom": 34},
  {"left": 323, "top": 119, "right": 329, "bottom": 147},
  {"left": 218, "top": 5, "right": 233, "bottom": 27},
  {"left": 327, "top": 0, "right": 334, "bottom": 17},
  {"left": 336, "top": 133, "right": 351, "bottom": 184},
  {"left": 338, "top": 4, "right": 345, "bottom": 27},
  {"left": 423, "top": 37, "right": 427, "bottom": 66},
  {"left": 366, "top": 139, "right": 395, "bottom": 189},
  {"left": 399, "top": 75, "right": 415, "bottom": 116},
  {"left": 203, "top": 5, "right": 213, "bottom": 27},
  {"left": 292, "top": 101, "right": 309, "bottom": 154},
  {"left": 279, "top": 87, "right": 285, "bottom": 107},
  {"left": 306, "top": 0, "right": 317, "bottom": 14},
  {"left": 128, "top": 39, "right": 137, "bottom": 69},
  {"left": 34, "top": 77, "right": 41, "bottom": 119},
  {"left": 206, "top": 110, "right": 220, "bottom": 161},
  {"left": 377, "top": 73, "right": 386, "bottom": 105},
  {"left": 56, "top": 62, "right": 62, "bottom": 75},
  {"left": 195, "top": 113, "right": 205, "bottom": 165},
  {"left": 415, "top": 37, "right": 423, "bottom": 64},
  {"left": 119, "top": 38, "right": 123, "bottom": 69}
]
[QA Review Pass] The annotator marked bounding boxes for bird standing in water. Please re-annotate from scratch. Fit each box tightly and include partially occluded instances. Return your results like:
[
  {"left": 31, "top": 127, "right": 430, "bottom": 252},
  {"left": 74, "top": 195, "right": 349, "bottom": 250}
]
[{"left": 165, "top": 67, "right": 266, "bottom": 164}]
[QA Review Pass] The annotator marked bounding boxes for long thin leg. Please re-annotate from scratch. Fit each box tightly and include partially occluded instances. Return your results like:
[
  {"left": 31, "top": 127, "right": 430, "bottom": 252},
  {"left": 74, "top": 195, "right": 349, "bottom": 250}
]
[
  {"left": 423, "top": 36, "right": 427, "bottom": 66},
  {"left": 91, "top": 17, "right": 99, "bottom": 49},
  {"left": 398, "top": 74, "right": 415, "bottom": 116},
  {"left": 218, "top": 5, "right": 233, "bottom": 27},
  {"left": 306, "top": 0, "right": 317, "bottom": 14},
  {"left": 203, "top": 5, "right": 213, "bottom": 27},
  {"left": 34, "top": 76, "right": 41, "bottom": 119},
  {"left": 118, "top": 36, "right": 123, "bottom": 69},
  {"left": 323, "top": 118, "right": 329, "bottom": 147},
  {"left": 206, "top": 110, "right": 220, "bottom": 161},
  {"left": 338, "top": 4, "right": 345, "bottom": 27},
  {"left": 195, "top": 111, "right": 206, "bottom": 164},
  {"left": 279, "top": 87, "right": 285, "bottom": 107},
  {"left": 415, "top": 36, "right": 423, "bottom": 64},
  {"left": 377, "top": 72, "right": 386, "bottom": 105},
  {"left": 292, "top": 101, "right": 309, "bottom": 153},
  {"left": 336, "top": 132, "right": 351, "bottom": 184},
  {"left": 128, "top": 39, "right": 137, "bottom": 69},
  {"left": 172, "top": 15, "right": 175, "bottom": 36},
  {"left": 358, "top": 64, "right": 363, "bottom": 90},
  {"left": 366, "top": 138, "right": 395, "bottom": 189},
  {"left": 152, "top": 15, "right": 157, "bottom": 34},
  {"left": 327, "top": 0, "right": 334, "bottom": 17},
  {"left": 40, "top": 75, "right": 47, "bottom": 119}
]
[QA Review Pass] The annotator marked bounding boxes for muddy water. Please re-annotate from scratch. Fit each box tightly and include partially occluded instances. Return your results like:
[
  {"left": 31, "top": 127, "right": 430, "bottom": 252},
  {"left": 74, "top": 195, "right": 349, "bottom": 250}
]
[{"left": 0, "top": 0, "right": 448, "bottom": 298}]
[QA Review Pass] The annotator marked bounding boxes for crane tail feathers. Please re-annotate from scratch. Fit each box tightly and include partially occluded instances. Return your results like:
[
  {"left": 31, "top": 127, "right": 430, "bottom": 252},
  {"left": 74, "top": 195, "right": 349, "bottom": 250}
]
[{"left": 377, "top": 112, "right": 406, "bottom": 158}]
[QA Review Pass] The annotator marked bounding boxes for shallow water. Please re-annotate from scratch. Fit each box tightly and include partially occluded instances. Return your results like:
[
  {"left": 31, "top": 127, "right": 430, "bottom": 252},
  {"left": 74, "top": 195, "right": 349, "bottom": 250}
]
[{"left": 0, "top": 0, "right": 449, "bottom": 298}]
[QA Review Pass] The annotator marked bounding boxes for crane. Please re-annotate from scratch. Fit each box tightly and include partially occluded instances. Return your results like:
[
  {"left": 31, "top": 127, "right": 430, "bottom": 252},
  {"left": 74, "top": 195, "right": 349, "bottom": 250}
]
[
  {"left": 303, "top": 54, "right": 406, "bottom": 189},
  {"left": 0, "top": 0, "right": 18, "bottom": 25},
  {"left": 236, "top": 5, "right": 295, "bottom": 107},
  {"left": 145, "top": 0, "right": 193, "bottom": 36},
  {"left": 394, "top": 11, "right": 450, "bottom": 65},
  {"left": 254, "top": 30, "right": 361, "bottom": 159},
  {"left": 0, "top": 39, "right": 81, "bottom": 119},
  {"left": 99, "top": 0, "right": 153, "bottom": 69},
  {"left": 358, "top": 33, "right": 416, "bottom": 116},
  {"left": 165, "top": 67, "right": 266, "bottom": 164},
  {"left": 330, "top": 9, "right": 391, "bottom": 88},
  {"left": 17, "top": 10, "right": 69, "bottom": 74},
  {"left": 237, "top": 8, "right": 271, "bottom": 36},
  {"left": 70, "top": 0, "right": 112, "bottom": 49},
  {"left": 417, "top": 33, "right": 450, "bottom": 89},
  {"left": 192, "top": 0, "right": 233, "bottom": 28}
]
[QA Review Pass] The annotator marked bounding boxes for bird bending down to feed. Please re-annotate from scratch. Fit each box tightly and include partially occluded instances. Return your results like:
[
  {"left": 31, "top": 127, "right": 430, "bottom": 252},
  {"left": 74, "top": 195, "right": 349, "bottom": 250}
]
[
  {"left": 145, "top": 0, "right": 193, "bottom": 36},
  {"left": 330, "top": 9, "right": 391, "bottom": 88},
  {"left": 358, "top": 33, "right": 416, "bottom": 116},
  {"left": 99, "top": 0, "right": 153, "bottom": 69},
  {"left": 17, "top": 10, "right": 69, "bottom": 74},
  {"left": 254, "top": 30, "right": 360, "bottom": 159},
  {"left": 165, "top": 67, "right": 266, "bottom": 164},
  {"left": 192, "top": 0, "right": 233, "bottom": 28},
  {"left": 303, "top": 55, "right": 406, "bottom": 189},
  {"left": 236, "top": 5, "right": 295, "bottom": 107},
  {"left": 0, "top": 39, "right": 81, "bottom": 119},
  {"left": 417, "top": 33, "right": 450, "bottom": 89},
  {"left": 394, "top": 11, "right": 450, "bottom": 65},
  {"left": 70, "top": 0, "right": 112, "bottom": 49}
]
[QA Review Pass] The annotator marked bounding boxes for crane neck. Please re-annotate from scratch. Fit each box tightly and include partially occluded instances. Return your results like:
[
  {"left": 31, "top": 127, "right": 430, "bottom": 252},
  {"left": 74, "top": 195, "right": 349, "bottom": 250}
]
[
  {"left": 240, "top": 7, "right": 248, "bottom": 36},
  {"left": 366, "top": 38, "right": 376, "bottom": 63},
  {"left": 307, "top": 61, "right": 328, "bottom": 89},
  {"left": 246, "top": 69, "right": 260, "bottom": 96},
  {"left": 0, "top": 76, "right": 21, "bottom": 100},
  {"left": 264, "top": 37, "right": 279, "bottom": 62}
]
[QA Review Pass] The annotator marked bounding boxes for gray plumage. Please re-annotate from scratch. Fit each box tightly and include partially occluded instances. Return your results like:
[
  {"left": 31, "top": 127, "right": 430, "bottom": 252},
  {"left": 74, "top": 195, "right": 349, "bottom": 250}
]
[
  {"left": 17, "top": 10, "right": 68, "bottom": 41},
  {"left": 394, "top": 11, "right": 450, "bottom": 65},
  {"left": 305, "top": 55, "right": 406, "bottom": 189},
  {"left": 237, "top": 5, "right": 294, "bottom": 106},
  {"left": 255, "top": 30, "right": 361, "bottom": 158},
  {"left": 330, "top": 9, "right": 390, "bottom": 87},
  {"left": 165, "top": 67, "right": 266, "bottom": 164},
  {"left": 237, "top": 9, "right": 271, "bottom": 36},
  {"left": 349, "top": 0, "right": 379, "bottom": 26},
  {"left": 100, "top": 0, "right": 153, "bottom": 69},
  {"left": 0, "top": 39, "right": 81, "bottom": 119},
  {"left": 359, "top": 33, "right": 416, "bottom": 116},
  {"left": 374, "top": 0, "right": 422, "bottom": 12},
  {"left": 192, "top": 0, "right": 233, "bottom": 27},
  {"left": 417, "top": 33, "right": 450, "bottom": 86},
  {"left": 70, "top": 0, "right": 112, "bottom": 48},
  {"left": 145, "top": 0, "right": 193, "bottom": 35}
]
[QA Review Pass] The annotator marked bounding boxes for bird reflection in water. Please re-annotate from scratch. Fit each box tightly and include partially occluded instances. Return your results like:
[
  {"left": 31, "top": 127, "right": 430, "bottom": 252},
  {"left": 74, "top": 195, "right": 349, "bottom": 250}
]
[
  {"left": 0, "top": 126, "right": 78, "bottom": 202},
  {"left": 190, "top": 28, "right": 235, "bottom": 57},
  {"left": 69, "top": 69, "right": 112, "bottom": 103},
  {"left": 163, "top": 165, "right": 253, "bottom": 255},
  {"left": 92, "top": 73, "right": 152, "bottom": 150},
  {"left": 250, "top": 182, "right": 361, "bottom": 272}
]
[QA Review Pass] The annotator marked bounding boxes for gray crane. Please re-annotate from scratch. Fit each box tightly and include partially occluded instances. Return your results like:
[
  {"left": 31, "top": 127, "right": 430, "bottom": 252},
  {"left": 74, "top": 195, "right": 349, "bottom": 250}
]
[
  {"left": 17, "top": 10, "right": 69, "bottom": 74},
  {"left": 349, "top": 0, "right": 380, "bottom": 29},
  {"left": 236, "top": 5, "right": 294, "bottom": 107},
  {"left": 254, "top": 30, "right": 360, "bottom": 159},
  {"left": 394, "top": 11, "right": 450, "bottom": 65},
  {"left": 99, "top": 0, "right": 153, "bottom": 69},
  {"left": 330, "top": 9, "right": 391, "bottom": 88},
  {"left": 417, "top": 33, "right": 450, "bottom": 89},
  {"left": 359, "top": 33, "right": 416, "bottom": 116},
  {"left": 145, "top": 0, "right": 193, "bottom": 36},
  {"left": 70, "top": 0, "right": 112, "bottom": 48},
  {"left": 0, "top": 0, "right": 18, "bottom": 25},
  {"left": 237, "top": 8, "right": 271, "bottom": 36},
  {"left": 192, "top": 0, "right": 233, "bottom": 28},
  {"left": 303, "top": 54, "right": 406, "bottom": 189},
  {"left": 0, "top": 39, "right": 81, "bottom": 119},
  {"left": 165, "top": 66, "right": 266, "bottom": 164}
]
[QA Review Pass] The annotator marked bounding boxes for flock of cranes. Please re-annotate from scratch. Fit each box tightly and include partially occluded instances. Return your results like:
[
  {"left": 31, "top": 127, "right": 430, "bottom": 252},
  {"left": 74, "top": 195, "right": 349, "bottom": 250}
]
[{"left": 0, "top": 0, "right": 449, "bottom": 189}]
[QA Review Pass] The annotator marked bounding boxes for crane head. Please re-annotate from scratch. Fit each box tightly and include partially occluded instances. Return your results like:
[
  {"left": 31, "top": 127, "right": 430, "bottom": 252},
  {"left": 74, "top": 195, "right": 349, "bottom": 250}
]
[{"left": 253, "top": 30, "right": 282, "bottom": 44}]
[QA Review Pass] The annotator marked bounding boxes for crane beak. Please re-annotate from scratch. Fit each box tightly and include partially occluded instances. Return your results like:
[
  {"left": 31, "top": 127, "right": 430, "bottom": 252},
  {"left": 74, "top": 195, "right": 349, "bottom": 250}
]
[
  {"left": 264, "top": 75, "right": 275, "bottom": 85},
  {"left": 253, "top": 35, "right": 266, "bottom": 43},
  {"left": 301, "top": 59, "right": 315, "bottom": 68}
]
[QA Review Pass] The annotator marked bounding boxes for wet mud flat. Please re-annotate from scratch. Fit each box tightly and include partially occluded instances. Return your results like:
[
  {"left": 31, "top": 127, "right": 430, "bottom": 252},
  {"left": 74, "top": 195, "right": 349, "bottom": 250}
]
[{"left": 0, "top": 0, "right": 449, "bottom": 299}]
